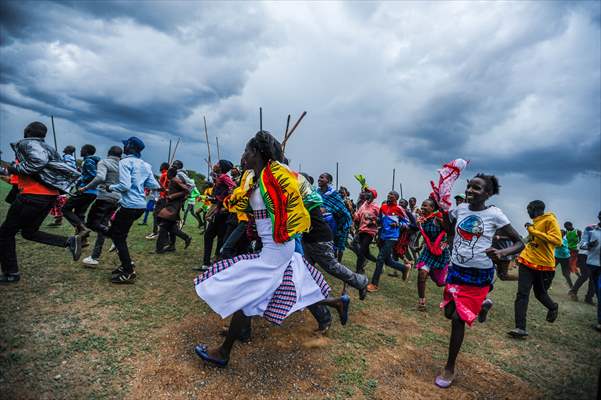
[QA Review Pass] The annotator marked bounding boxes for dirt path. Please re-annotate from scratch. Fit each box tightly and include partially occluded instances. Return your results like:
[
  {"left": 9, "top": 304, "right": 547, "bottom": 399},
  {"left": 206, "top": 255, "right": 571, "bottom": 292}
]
[{"left": 128, "top": 309, "right": 540, "bottom": 400}]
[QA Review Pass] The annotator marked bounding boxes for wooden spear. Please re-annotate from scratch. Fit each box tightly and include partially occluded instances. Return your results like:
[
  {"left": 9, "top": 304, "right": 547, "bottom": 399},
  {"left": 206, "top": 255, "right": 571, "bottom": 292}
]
[
  {"left": 170, "top": 137, "right": 181, "bottom": 164},
  {"left": 216, "top": 137, "right": 221, "bottom": 160},
  {"left": 259, "top": 107, "right": 263, "bottom": 132},
  {"left": 50, "top": 116, "right": 58, "bottom": 151},
  {"left": 204, "top": 116, "right": 211, "bottom": 167},
  {"left": 168, "top": 139, "right": 172, "bottom": 163},
  {"left": 284, "top": 114, "right": 290, "bottom": 141},
  {"left": 336, "top": 162, "right": 339, "bottom": 190},
  {"left": 282, "top": 111, "right": 307, "bottom": 153}
]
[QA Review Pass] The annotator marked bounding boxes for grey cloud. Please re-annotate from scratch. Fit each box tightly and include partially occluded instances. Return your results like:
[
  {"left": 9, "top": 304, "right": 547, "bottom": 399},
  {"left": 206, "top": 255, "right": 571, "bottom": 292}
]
[
  {"left": 474, "top": 137, "right": 601, "bottom": 183},
  {"left": 0, "top": 0, "right": 271, "bottom": 150},
  {"left": 0, "top": 0, "right": 599, "bottom": 194}
]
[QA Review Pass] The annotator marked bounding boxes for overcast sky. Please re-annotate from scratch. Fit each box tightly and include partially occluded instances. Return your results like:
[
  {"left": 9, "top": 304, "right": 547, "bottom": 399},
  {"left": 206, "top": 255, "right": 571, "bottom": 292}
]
[{"left": 1, "top": 1, "right": 599, "bottom": 231}]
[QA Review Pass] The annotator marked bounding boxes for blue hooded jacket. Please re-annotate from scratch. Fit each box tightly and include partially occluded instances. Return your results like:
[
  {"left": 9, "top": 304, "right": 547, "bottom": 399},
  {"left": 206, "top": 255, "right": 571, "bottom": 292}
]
[{"left": 78, "top": 155, "right": 101, "bottom": 195}]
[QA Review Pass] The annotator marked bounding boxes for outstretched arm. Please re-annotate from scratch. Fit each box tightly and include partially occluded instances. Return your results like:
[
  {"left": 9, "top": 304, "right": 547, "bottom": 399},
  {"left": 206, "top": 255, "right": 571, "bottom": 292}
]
[
  {"left": 110, "top": 161, "right": 131, "bottom": 193},
  {"left": 486, "top": 224, "right": 524, "bottom": 259},
  {"left": 81, "top": 161, "right": 107, "bottom": 192}
]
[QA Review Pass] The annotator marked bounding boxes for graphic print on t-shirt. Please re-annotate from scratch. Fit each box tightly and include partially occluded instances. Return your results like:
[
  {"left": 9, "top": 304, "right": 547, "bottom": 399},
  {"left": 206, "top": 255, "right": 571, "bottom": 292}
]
[{"left": 454, "top": 214, "right": 484, "bottom": 263}]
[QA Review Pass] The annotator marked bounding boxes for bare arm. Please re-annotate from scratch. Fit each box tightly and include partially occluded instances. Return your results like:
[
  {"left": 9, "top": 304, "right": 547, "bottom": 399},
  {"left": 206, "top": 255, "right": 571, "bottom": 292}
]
[{"left": 486, "top": 224, "right": 524, "bottom": 259}]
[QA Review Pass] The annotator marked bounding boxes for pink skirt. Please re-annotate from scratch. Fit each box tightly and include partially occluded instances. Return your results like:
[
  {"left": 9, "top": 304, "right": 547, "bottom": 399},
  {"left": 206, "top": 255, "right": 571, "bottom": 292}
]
[
  {"left": 440, "top": 283, "right": 490, "bottom": 326},
  {"left": 415, "top": 261, "right": 448, "bottom": 287}
]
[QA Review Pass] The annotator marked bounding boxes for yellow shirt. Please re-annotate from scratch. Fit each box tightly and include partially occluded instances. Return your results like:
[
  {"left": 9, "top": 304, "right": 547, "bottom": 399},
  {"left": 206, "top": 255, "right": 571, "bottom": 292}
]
[{"left": 518, "top": 212, "right": 562, "bottom": 271}]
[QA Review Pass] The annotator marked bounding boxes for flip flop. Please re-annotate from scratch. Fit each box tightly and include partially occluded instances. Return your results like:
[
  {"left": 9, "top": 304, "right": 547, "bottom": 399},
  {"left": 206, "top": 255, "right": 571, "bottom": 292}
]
[
  {"left": 435, "top": 372, "right": 455, "bottom": 388},
  {"left": 194, "top": 344, "right": 228, "bottom": 368},
  {"left": 339, "top": 294, "right": 350, "bottom": 326}
]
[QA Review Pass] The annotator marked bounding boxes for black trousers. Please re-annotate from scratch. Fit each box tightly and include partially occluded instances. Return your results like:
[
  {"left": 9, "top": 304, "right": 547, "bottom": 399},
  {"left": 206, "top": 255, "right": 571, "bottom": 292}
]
[
  {"left": 5, "top": 184, "right": 19, "bottom": 204},
  {"left": 555, "top": 257, "right": 573, "bottom": 288},
  {"left": 156, "top": 219, "right": 189, "bottom": 251},
  {"left": 220, "top": 221, "right": 250, "bottom": 259},
  {"left": 571, "top": 254, "right": 596, "bottom": 301},
  {"left": 86, "top": 199, "right": 119, "bottom": 260},
  {"left": 103, "top": 207, "right": 144, "bottom": 272},
  {"left": 86, "top": 199, "right": 119, "bottom": 233},
  {"left": 514, "top": 264, "right": 557, "bottom": 330},
  {"left": 0, "top": 194, "right": 68, "bottom": 274},
  {"left": 203, "top": 212, "right": 228, "bottom": 265},
  {"left": 355, "top": 232, "right": 376, "bottom": 274},
  {"left": 62, "top": 193, "right": 96, "bottom": 229}
]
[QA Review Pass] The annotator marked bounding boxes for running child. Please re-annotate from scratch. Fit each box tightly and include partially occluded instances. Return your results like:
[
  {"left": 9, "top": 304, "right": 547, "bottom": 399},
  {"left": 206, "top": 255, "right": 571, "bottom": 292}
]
[{"left": 436, "top": 174, "right": 523, "bottom": 389}]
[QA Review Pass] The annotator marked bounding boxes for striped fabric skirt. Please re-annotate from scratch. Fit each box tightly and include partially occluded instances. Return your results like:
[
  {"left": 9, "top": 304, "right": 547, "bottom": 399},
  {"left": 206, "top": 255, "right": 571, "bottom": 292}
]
[{"left": 194, "top": 208, "right": 330, "bottom": 325}]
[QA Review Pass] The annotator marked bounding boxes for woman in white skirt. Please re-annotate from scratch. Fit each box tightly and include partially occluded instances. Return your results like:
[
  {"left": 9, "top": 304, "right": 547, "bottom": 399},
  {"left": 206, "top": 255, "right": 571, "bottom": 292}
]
[{"left": 194, "top": 131, "right": 350, "bottom": 367}]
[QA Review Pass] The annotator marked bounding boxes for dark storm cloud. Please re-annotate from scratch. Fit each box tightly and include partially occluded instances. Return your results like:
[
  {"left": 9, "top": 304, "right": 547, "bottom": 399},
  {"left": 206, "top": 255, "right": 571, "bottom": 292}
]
[
  {"left": 401, "top": 94, "right": 478, "bottom": 159},
  {"left": 0, "top": 0, "right": 599, "bottom": 194},
  {"left": 0, "top": 0, "right": 269, "bottom": 147},
  {"left": 475, "top": 137, "right": 601, "bottom": 182}
]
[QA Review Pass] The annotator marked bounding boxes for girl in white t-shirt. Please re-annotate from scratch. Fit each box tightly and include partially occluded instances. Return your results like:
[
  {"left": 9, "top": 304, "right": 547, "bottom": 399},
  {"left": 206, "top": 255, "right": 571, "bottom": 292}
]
[{"left": 435, "top": 174, "right": 524, "bottom": 389}]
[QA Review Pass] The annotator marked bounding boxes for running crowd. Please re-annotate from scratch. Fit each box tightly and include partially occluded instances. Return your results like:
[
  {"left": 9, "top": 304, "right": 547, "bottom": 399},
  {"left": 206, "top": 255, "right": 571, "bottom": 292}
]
[{"left": 1, "top": 121, "right": 599, "bottom": 389}]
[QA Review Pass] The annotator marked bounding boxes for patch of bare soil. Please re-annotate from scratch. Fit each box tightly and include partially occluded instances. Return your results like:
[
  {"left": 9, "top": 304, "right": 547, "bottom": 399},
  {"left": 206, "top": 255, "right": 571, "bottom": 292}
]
[
  {"left": 364, "top": 345, "right": 540, "bottom": 400},
  {"left": 356, "top": 309, "right": 541, "bottom": 400},
  {"left": 128, "top": 303, "right": 540, "bottom": 400},
  {"left": 128, "top": 310, "right": 337, "bottom": 400}
]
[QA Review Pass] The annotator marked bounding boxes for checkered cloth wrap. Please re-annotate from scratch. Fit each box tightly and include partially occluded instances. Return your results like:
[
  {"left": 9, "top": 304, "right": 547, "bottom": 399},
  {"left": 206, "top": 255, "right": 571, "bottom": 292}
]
[
  {"left": 302, "top": 258, "right": 331, "bottom": 298},
  {"left": 446, "top": 263, "right": 494, "bottom": 287},
  {"left": 194, "top": 253, "right": 261, "bottom": 285},
  {"left": 264, "top": 263, "right": 297, "bottom": 325},
  {"left": 416, "top": 218, "right": 450, "bottom": 270},
  {"left": 253, "top": 209, "right": 269, "bottom": 220}
]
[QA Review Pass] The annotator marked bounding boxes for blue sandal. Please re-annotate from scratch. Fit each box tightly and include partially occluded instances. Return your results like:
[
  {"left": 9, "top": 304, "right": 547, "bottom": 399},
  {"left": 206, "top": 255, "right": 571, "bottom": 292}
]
[
  {"left": 339, "top": 294, "right": 350, "bottom": 326},
  {"left": 194, "top": 344, "right": 229, "bottom": 368}
]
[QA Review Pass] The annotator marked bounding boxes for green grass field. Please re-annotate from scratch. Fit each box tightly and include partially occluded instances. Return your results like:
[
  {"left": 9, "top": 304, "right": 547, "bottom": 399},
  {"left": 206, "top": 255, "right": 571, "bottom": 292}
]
[{"left": 0, "top": 180, "right": 599, "bottom": 399}]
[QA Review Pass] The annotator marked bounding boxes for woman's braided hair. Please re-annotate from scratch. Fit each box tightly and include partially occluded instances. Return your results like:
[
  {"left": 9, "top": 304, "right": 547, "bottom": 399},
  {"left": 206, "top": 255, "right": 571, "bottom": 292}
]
[{"left": 247, "top": 130, "right": 284, "bottom": 163}]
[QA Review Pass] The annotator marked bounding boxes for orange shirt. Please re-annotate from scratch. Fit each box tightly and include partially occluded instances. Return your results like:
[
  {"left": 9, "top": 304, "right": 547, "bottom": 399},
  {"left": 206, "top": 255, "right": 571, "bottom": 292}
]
[
  {"left": 159, "top": 171, "right": 169, "bottom": 198},
  {"left": 516, "top": 256, "right": 554, "bottom": 272},
  {"left": 18, "top": 174, "right": 59, "bottom": 196}
]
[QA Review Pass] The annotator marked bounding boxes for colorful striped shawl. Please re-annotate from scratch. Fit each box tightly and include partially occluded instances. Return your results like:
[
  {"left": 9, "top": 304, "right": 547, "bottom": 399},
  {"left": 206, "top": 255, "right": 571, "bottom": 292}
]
[{"left": 224, "top": 162, "right": 311, "bottom": 243}]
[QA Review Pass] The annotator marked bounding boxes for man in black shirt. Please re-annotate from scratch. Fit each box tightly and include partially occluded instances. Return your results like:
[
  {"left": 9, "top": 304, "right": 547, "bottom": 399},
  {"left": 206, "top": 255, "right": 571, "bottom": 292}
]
[{"left": 302, "top": 188, "right": 369, "bottom": 301}]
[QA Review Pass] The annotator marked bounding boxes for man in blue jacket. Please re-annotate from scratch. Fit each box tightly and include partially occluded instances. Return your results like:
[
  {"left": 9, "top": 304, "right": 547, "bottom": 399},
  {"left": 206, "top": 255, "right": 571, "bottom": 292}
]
[{"left": 102, "top": 137, "right": 160, "bottom": 284}]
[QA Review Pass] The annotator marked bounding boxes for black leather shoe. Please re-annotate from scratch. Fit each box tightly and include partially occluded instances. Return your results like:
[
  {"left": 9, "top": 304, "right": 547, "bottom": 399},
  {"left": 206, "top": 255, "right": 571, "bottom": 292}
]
[
  {"left": 163, "top": 245, "right": 176, "bottom": 252},
  {"left": 546, "top": 304, "right": 559, "bottom": 323},
  {"left": 67, "top": 235, "right": 82, "bottom": 261},
  {"left": 359, "top": 284, "right": 367, "bottom": 301},
  {"left": 0, "top": 273, "right": 21, "bottom": 284}
]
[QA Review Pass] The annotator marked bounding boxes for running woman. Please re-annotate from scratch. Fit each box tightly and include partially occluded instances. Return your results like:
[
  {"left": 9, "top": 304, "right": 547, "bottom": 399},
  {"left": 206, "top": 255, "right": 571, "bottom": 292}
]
[
  {"left": 435, "top": 174, "right": 523, "bottom": 389},
  {"left": 415, "top": 198, "right": 450, "bottom": 310},
  {"left": 193, "top": 131, "right": 349, "bottom": 367}
]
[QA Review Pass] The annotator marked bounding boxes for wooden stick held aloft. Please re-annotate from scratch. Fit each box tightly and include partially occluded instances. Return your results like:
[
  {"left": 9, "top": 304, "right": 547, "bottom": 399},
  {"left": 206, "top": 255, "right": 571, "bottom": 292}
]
[
  {"left": 282, "top": 111, "right": 307, "bottom": 153},
  {"left": 284, "top": 114, "right": 290, "bottom": 139},
  {"left": 51, "top": 116, "right": 58, "bottom": 151},
  {"left": 170, "top": 138, "right": 181, "bottom": 164},
  {"left": 204, "top": 116, "right": 211, "bottom": 167}
]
